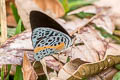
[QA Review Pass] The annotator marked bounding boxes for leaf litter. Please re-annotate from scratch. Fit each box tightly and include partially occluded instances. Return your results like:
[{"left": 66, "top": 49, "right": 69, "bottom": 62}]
[{"left": 1, "top": 0, "right": 120, "bottom": 80}]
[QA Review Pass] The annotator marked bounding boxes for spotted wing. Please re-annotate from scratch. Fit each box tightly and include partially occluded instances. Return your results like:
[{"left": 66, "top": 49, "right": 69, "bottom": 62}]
[{"left": 32, "top": 27, "right": 72, "bottom": 61}]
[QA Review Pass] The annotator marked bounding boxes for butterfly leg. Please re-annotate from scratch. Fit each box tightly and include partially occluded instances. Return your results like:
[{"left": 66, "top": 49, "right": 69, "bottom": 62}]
[{"left": 40, "top": 59, "right": 50, "bottom": 80}]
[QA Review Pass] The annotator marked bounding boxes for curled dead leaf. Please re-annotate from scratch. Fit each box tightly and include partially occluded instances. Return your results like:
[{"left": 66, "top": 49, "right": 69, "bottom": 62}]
[
  {"left": 0, "top": 30, "right": 63, "bottom": 71},
  {"left": 58, "top": 55, "right": 120, "bottom": 80},
  {"left": 79, "top": 27, "right": 107, "bottom": 60},
  {"left": 68, "top": 5, "right": 97, "bottom": 15},
  {"left": 22, "top": 52, "right": 38, "bottom": 80},
  {"left": 15, "top": 0, "right": 64, "bottom": 29},
  {"left": 94, "top": 0, "right": 120, "bottom": 27},
  {"left": 33, "top": 0, "right": 65, "bottom": 17}
]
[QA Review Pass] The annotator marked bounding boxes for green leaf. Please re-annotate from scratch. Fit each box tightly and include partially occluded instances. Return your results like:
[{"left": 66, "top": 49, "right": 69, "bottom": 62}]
[
  {"left": 59, "top": 0, "right": 96, "bottom": 14},
  {"left": 10, "top": 2, "right": 20, "bottom": 23},
  {"left": 6, "top": 65, "right": 12, "bottom": 80},
  {"left": 68, "top": 0, "right": 96, "bottom": 12},
  {"left": 74, "top": 12, "right": 95, "bottom": 19},
  {"left": 59, "top": 0, "right": 69, "bottom": 13},
  {"left": 66, "top": 56, "right": 70, "bottom": 63},
  {"left": 7, "top": 28, "right": 16, "bottom": 37},
  {"left": 14, "top": 65, "right": 23, "bottom": 80},
  {"left": 10, "top": 2, "right": 25, "bottom": 34},
  {"left": 1, "top": 66, "right": 4, "bottom": 80},
  {"left": 115, "top": 64, "right": 120, "bottom": 70},
  {"left": 113, "top": 72, "right": 120, "bottom": 80},
  {"left": 94, "top": 25, "right": 120, "bottom": 44},
  {"left": 15, "top": 19, "right": 22, "bottom": 35},
  {"left": 82, "top": 77, "right": 88, "bottom": 80},
  {"left": 0, "top": 27, "right": 17, "bottom": 37}
]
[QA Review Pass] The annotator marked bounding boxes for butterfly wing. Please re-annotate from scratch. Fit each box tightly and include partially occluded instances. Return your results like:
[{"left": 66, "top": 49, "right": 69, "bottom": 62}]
[
  {"left": 30, "top": 11, "right": 72, "bottom": 61},
  {"left": 32, "top": 28, "right": 72, "bottom": 60},
  {"left": 30, "top": 11, "right": 70, "bottom": 36}
]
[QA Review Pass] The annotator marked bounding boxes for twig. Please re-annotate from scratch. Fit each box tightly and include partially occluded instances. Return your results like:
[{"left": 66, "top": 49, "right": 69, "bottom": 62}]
[
  {"left": 70, "top": 11, "right": 104, "bottom": 36},
  {"left": 0, "top": 0, "right": 7, "bottom": 43}
]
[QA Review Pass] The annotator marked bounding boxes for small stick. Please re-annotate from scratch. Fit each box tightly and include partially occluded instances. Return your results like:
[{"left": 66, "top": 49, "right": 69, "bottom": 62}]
[
  {"left": 70, "top": 11, "right": 104, "bottom": 36},
  {"left": 40, "top": 59, "right": 50, "bottom": 80},
  {"left": 0, "top": 0, "right": 7, "bottom": 43}
]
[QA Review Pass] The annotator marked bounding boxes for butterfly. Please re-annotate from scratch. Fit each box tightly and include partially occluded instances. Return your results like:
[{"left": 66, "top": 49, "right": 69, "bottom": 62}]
[{"left": 30, "top": 11, "right": 72, "bottom": 61}]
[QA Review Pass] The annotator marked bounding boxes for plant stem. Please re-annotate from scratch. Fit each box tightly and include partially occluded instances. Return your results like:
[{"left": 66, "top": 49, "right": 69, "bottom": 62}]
[{"left": 0, "top": 0, "right": 7, "bottom": 43}]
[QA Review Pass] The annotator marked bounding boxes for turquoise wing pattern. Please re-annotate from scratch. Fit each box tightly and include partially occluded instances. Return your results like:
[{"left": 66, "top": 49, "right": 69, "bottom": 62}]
[{"left": 32, "top": 27, "right": 72, "bottom": 61}]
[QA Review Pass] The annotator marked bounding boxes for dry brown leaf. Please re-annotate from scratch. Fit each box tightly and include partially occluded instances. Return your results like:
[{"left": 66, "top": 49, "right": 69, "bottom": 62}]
[
  {"left": 88, "top": 68, "right": 117, "bottom": 80},
  {"left": 94, "top": 0, "right": 120, "bottom": 15},
  {"left": 33, "top": 0, "right": 65, "bottom": 18},
  {"left": 0, "top": 30, "right": 34, "bottom": 65},
  {"left": 15, "top": 0, "right": 41, "bottom": 29},
  {"left": 58, "top": 55, "right": 120, "bottom": 80},
  {"left": 15, "top": 0, "right": 64, "bottom": 29},
  {"left": 50, "top": 77, "right": 63, "bottom": 80},
  {"left": 0, "top": 30, "right": 62, "bottom": 71},
  {"left": 68, "top": 5, "right": 97, "bottom": 15},
  {"left": 79, "top": 27, "right": 107, "bottom": 60},
  {"left": 92, "top": 14, "right": 115, "bottom": 34},
  {"left": 22, "top": 52, "right": 38, "bottom": 80},
  {"left": 94, "top": 0, "right": 120, "bottom": 28},
  {"left": 71, "top": 45, "right": 99, "bottom": 62},
  {"left": 6, "top": 0, "right": 17, "bottom": 27},
  {"left": 97, "top": 68, "right": 118, "bottom": 80},
  {"left": 106, "top": 43, "right": 120, "bottom": 56}
]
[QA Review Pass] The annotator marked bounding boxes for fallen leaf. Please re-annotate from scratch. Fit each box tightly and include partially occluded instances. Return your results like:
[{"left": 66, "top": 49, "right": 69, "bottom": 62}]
[
  {"left": 94, "top": 0, "right": 120, "bottom": 15},
  {"left": 33, "top": 0, "right": 65, "bottom": 17},
  {"left": 50, "top": 77, "right": 63, "bottom": 80},
  {"left": 92, "top": 14, "right": 115, "bottom": 34},
  {"left": 71, "top": 45, "right": 99, "bottom": 62},
  {"left": 94, "top": 0, "right": 120, "bottom": 28},
  {"left": 98, "top": 68, "right": 117, "bottom": 80},
  {"left": 15, "top": 0, "right": 41, "bottom": 29},
  {"left": 79, "top": 27, "right": 107, "bottom": 59},
  {"left": 15, "top": 0, "right": 64, "bottom": 29},
  {"left": 113, "top": 71, "right": 120, "bottom": 80},
  {"left": 0, "top": 30, "right": 34, "bottom": 65},
  {"left": 0, "top": 30, "right": 62, "bottom": 71},
  {"left": 106, "top": 43, "right": 120, "bottom": 56},
  {"left": 6, "top": 0, "right": 17, "bottom": 27},
  {"left": 88, "top": 68, "right": 117, "bottom": 80},
  {"left": 58, "top": 55, "right": 120, "bottom": 80},
  {"left": 68, "top": 5, "right": 97, "bottom": 15},
  {"left": 22, "top": 52, "right": 38, "bottom": 80}
]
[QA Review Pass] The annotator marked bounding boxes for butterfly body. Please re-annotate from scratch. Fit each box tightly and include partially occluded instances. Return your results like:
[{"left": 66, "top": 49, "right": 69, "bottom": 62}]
[{"left": 30, "top": 11, "right": 72, "bottom": 61}]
